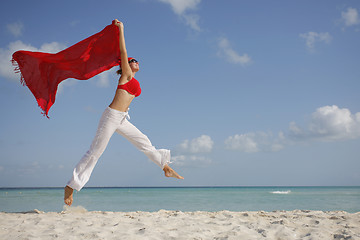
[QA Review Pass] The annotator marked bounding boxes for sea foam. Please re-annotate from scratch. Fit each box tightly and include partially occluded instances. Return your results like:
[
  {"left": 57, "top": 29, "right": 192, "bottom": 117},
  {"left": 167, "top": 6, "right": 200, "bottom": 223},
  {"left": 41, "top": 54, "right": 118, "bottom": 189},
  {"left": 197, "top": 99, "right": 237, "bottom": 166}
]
[{"left": 270, "top": 190, "right": 291, "bottom": 194}]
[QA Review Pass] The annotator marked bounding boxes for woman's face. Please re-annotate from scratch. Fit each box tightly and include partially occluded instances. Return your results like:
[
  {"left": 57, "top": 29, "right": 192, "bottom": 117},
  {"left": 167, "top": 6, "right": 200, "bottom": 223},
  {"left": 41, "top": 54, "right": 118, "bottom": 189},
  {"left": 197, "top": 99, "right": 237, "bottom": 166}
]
[{"left": 129, "top": 59, "right": 139, "bottom": 72}]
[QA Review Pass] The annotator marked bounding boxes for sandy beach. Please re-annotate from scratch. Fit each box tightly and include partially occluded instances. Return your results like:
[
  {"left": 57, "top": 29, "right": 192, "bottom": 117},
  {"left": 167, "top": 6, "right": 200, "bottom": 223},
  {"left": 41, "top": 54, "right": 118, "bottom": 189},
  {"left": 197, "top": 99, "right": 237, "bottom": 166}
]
[{"left": 0, "top": 207, "right": 359, "bottom": 240}]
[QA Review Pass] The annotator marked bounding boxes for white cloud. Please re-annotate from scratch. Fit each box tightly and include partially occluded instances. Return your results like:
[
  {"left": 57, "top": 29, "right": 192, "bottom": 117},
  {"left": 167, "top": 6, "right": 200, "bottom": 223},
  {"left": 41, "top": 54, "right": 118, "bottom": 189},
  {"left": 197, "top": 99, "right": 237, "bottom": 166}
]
[
  {"left": 289, "top": 105, "right": 360, "bottom": 142},
  {"left": 172, "top": 135, "right": 213, "bottom": 167},
  {"left": 225, "top": 105, "right": 360, "bottom": 153},
  {"left": 225, "top": 132, "right": 284, "bottom": 153},
  {"left": 341, "top": 7, "right": 360, "bottom": 26},
  {"left": 171, "top": 155, "right": 211, "bottom": 167},
  {"left": 38, "top": 42, "right": 66, "bottom": 53},
  {"left": 7, "top": 21, "right": 24, "bottom": 37},
  {"left": 225, "top": 133, "right": 258, "bottom": 153},
  {"left": 70, "top": 20, "right": 81, "bottom": 27},
  {"left": 17, "top": 161, "right": 41, "bottom": 175},
  {"left": 158, "top": 0, "right": 200, "bottom": 15},
  {"left": 57, "top": 79, "right": 77, "bottom": 95},
  {"left": 183, "top": 14, "right": 201, "bottom": 32},
  {"left": 96, "top": 70, "right": 110, "bottom": 88},
  {"left": 299, "top": 32, "right": 332, "bottom": 50},
  {"left": 217, "top": 37, "right": 252, "bottom": 66},
  {"left": 158, "top": 1, "right": 253, "bottom": 65},
  {"left": 0, "top": 166, "right": 4, "bottom": 171},
  {"left": 0, "top": 40, "right": 66, "bottom": 82},
  {"left": 178, "top": 135, "right": 214, "bottom": 153},
  {"left": 158, "top": 0, "right": 201, "bottom": 31}
]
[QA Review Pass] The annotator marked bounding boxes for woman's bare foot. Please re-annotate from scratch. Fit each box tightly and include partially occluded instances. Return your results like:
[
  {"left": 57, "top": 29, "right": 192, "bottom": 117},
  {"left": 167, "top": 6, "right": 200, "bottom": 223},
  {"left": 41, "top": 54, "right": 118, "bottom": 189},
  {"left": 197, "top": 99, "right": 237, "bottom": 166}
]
[
  {"left": 163, "top": 165, "right": 184, "bottom": 179},
  {"left": 64, "top": 186, "right": 74, "bottom": 206}
]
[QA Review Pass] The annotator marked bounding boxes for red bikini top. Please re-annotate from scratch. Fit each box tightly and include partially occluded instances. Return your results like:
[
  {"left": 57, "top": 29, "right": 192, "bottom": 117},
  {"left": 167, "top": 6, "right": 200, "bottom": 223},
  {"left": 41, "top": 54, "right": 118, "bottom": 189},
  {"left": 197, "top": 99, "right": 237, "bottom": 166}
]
[{"left": 117, "top": 78, "right": 141, "bottom": 97}]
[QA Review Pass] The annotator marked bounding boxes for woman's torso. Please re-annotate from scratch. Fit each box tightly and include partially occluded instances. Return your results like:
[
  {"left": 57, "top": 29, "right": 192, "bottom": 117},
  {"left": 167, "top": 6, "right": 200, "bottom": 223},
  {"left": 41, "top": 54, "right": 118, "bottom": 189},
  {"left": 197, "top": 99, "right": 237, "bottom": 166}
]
[{"left": 108, "top": 77, "right": 139, "bottom": 112}]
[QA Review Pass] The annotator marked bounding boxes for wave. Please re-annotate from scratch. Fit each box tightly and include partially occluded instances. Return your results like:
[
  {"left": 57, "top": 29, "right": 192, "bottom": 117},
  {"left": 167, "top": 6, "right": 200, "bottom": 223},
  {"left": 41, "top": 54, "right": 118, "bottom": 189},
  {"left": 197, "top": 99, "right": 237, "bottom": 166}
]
[{"left": 270, "top": 190, "right": 291, "bottom": 194}]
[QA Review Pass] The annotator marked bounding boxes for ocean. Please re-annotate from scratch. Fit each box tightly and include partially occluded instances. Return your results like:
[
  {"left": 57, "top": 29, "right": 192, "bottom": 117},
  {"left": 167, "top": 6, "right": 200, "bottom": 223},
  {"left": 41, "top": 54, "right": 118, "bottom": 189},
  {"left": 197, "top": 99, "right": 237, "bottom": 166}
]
[{"left": 1, "top": 186, "right": 359, "bottom": 213}]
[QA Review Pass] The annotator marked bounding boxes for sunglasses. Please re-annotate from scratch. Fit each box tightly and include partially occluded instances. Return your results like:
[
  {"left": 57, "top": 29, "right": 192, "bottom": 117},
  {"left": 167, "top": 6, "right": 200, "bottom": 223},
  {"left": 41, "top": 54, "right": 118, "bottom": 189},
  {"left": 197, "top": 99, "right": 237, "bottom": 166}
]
[{"left": 128, "top": 59, "right": 138, "bottom": 64}]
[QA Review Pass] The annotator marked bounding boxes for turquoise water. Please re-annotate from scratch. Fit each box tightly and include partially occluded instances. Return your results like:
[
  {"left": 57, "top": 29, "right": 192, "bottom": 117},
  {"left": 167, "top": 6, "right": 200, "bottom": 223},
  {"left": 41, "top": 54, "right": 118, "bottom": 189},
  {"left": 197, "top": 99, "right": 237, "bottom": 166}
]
[{"left": 1, "top": 187, "right": 359, "bottom": 213}]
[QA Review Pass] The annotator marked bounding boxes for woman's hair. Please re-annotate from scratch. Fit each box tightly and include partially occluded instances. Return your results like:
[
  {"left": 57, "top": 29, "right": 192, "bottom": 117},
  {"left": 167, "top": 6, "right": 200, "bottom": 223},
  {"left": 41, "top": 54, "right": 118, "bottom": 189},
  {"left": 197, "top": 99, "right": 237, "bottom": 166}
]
[
  {"left": 117, "top": 68, "right": 122, "bottom": 75},
  {"left": 117, "top": 57, "right": 135, "bottom": 75}
]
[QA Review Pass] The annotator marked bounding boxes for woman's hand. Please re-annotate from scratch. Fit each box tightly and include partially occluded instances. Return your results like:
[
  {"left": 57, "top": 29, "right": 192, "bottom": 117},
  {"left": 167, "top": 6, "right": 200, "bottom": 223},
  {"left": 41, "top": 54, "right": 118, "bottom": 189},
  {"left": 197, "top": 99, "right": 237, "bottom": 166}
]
[{"left": 113, "top": 19, "right": 124, "bottom": 29}]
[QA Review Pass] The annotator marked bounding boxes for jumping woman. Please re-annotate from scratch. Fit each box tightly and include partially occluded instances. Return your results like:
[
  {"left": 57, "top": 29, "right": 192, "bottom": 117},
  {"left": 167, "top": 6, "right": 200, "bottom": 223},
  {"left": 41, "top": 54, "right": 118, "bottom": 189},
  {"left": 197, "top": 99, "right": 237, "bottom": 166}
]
[{"left": 64, "top": 19, "right": 184, "bottom": 206}]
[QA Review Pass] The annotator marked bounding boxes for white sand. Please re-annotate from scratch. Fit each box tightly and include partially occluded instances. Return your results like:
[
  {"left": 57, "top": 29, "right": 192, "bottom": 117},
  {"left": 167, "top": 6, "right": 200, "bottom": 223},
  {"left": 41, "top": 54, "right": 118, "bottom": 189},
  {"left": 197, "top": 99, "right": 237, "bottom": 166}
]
[{"left": 0, "top": 207, "right": 359, "bottom": 240}]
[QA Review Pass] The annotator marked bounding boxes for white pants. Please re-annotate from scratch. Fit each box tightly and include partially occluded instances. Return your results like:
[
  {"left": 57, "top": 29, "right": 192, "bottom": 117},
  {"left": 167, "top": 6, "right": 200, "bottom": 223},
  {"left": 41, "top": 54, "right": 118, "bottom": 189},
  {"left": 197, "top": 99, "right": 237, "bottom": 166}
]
[{"left": 67, "top": 107, "right": 171, "bottom": 191}]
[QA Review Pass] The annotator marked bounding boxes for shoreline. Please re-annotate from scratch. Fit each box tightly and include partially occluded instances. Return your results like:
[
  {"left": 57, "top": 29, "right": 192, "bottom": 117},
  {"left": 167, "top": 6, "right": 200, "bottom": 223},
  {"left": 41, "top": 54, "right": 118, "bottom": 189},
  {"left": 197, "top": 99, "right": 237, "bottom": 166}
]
[
  {"left": 1, "top": 185, "right": 360, "bottom": 189},
  {"left": 2, "top": 186, "right": 360, "bottom": 214},
  {"left": 1, "top": 209, "right": 359, "bottom": 239}
]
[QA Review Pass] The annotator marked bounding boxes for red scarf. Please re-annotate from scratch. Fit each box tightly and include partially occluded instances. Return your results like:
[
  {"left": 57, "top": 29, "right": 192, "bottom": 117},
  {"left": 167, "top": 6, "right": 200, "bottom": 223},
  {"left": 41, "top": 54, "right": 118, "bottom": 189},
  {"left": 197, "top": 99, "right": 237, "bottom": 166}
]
[{"left": 12, "top": 23, "right": 120, "bottom": 118}]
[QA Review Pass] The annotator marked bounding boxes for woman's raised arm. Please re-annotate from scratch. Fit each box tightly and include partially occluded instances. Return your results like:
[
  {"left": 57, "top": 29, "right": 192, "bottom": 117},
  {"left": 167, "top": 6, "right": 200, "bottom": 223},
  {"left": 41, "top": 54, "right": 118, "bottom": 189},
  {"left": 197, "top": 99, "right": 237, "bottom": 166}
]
[{"left": 113, "top": 19, "right": 132, "bottom": 80}]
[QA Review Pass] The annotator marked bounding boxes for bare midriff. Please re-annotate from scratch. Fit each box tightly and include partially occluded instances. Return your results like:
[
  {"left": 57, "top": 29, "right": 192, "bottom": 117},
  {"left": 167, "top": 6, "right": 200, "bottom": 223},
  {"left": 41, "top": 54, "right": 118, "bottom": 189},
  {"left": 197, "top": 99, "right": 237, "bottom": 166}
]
[{"left": 108, "top": 88, "right": 135, "bottom": 112}]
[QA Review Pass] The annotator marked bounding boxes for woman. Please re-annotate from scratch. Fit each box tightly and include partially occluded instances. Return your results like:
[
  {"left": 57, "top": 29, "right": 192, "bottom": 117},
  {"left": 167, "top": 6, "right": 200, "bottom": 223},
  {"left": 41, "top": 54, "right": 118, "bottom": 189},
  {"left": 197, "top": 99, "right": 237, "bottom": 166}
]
[{"left": 64, "top": 19, "right": 183, "bottom": 206}]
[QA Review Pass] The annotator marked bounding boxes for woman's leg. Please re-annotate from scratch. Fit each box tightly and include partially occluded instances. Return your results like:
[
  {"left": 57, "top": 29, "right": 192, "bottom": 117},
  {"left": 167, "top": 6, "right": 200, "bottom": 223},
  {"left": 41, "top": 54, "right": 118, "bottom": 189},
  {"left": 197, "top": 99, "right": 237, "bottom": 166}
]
[
  {"left": 116, "top": 119, "right": 183, "bottom": 179},
  {"left": 115, "top": 119, "right": 169, "bottom": 168},
  {"left": 66, "top": 108, "right": 119, "bottom": 191}
]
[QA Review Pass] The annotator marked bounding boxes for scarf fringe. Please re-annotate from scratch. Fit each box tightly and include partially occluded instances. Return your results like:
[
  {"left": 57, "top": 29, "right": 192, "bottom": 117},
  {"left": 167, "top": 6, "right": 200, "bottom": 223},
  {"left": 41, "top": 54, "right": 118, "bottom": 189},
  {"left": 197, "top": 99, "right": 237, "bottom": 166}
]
[
  {"left": 42, "top": 111, "right": 50, "bottom": 119},
  {"left": 11, "top": 58, "right": 26, "bottom": 86},
  {"left": 12, "top": 57, "right": 49, "bottom": 119}
]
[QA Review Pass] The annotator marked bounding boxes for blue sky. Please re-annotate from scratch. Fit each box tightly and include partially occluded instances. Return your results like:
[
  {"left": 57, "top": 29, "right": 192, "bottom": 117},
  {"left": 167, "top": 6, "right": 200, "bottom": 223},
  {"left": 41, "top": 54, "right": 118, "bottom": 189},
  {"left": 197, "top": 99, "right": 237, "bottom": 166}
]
[{"left": 0, "top": 0, "right": 359, "bottom": 188}]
